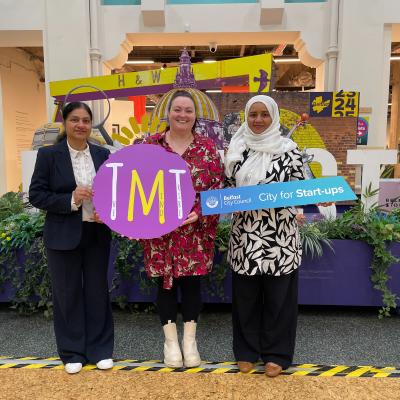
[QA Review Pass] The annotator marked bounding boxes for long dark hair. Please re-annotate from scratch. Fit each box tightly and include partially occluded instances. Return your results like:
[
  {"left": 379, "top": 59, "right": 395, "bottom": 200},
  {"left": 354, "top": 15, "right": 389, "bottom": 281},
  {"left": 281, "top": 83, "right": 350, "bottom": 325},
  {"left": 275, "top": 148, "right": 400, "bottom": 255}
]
[
  {"left": 167, "top": 90, "right": 198, "bottom": 133},
  {"left": 56, "top": 102, "right": 93, "bottom": 143}
]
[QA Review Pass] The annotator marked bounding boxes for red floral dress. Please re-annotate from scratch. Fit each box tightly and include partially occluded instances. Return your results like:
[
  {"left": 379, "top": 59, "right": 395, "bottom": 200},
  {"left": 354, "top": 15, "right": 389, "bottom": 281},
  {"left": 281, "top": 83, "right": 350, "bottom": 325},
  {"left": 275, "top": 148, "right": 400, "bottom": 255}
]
[{"left": 143, "top": 132, "right": 224, "bottom": 289}]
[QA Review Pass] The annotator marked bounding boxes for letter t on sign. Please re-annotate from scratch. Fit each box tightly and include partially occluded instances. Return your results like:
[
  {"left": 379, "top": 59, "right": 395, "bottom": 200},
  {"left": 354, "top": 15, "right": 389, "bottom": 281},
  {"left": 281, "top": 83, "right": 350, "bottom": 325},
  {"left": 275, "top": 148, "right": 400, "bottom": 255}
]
[
  {"left": 347, "top": 150, "right": 397, "bottom": 211},
  {"left": 169, "top": 169, "right": 186, "bottom": 219},
  {"left": 106, "top": 163, "right": 124, "bottom": 220}
]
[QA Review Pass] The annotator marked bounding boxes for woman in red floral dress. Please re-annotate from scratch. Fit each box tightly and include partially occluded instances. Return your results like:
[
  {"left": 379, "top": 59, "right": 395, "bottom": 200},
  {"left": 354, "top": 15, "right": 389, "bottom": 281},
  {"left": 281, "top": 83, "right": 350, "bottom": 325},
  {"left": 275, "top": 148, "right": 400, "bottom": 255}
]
[{"left": 144, "top": 90, "right": 224, "bottom": 368}]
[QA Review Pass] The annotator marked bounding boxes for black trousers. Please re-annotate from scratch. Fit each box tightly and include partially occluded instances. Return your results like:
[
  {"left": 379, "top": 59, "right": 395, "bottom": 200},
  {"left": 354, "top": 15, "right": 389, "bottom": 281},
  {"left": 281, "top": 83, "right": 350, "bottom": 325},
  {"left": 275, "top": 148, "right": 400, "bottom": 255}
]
[
  {"left": 232, "top": 270, "right": 298, "bottom": 369},
  {"left": 46, "top": 223, "right": 114, "bottom": 364},
  {"left": 157, "top": 276, "right": 202, "bottom": 326}
]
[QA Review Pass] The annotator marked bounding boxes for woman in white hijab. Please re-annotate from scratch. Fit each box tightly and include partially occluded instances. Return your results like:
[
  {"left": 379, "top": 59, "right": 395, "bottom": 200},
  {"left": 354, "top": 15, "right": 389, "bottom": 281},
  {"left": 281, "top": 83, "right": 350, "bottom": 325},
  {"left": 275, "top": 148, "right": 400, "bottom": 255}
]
[{"left": 225, "top": 95, "right": 304, "bottom": 377}]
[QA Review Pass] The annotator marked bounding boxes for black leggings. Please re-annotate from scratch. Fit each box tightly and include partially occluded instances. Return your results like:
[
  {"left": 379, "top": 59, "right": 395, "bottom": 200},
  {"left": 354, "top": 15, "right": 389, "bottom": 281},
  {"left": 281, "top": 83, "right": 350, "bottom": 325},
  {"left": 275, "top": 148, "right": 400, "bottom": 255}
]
[{"left": 157, "top": 276, "right": 202, "bottom": 326}]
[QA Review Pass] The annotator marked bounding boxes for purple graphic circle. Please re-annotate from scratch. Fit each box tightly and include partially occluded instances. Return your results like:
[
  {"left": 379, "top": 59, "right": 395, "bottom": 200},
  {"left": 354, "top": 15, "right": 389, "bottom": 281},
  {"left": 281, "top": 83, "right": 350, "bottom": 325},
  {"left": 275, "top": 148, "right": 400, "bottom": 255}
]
[{"left": 93, "top": 144, "right": 195, "bottom": 239}]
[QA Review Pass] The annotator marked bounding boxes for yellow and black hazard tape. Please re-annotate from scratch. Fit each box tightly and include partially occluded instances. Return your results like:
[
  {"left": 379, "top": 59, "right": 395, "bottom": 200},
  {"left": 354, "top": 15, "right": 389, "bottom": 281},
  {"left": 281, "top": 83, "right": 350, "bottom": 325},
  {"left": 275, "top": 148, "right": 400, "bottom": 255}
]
[{"left": 0, "top": 357, "right": 399, "bottom": 378}]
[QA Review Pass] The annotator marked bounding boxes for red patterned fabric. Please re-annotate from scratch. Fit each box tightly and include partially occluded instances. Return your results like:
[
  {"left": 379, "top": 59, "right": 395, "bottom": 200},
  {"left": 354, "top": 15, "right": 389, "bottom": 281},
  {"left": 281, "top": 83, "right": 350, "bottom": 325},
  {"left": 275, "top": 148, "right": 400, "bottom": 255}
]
[{"left": 143, "top": 132, "right": 224, "bottom": 289}]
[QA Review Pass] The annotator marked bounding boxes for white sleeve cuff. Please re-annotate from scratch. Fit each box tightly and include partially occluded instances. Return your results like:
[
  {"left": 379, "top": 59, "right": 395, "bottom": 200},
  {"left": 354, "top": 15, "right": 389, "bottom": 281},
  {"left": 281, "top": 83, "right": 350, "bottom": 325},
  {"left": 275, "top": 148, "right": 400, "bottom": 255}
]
[{"left": 71, "top": 195, "right": 80, "bottom": 211}]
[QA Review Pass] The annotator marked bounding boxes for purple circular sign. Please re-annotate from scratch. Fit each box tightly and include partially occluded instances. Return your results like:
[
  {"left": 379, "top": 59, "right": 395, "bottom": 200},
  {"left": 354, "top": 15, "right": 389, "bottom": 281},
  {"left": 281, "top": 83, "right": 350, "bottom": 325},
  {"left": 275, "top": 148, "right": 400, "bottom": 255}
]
[{"left": 93, "top": 144, "right": 195, "bottom": 239}]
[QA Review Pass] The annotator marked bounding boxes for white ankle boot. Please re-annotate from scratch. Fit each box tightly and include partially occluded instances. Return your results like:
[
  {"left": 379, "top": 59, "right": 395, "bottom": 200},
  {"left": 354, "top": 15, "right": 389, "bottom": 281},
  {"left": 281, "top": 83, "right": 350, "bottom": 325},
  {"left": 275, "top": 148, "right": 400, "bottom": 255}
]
[
  {"left": 163, "top": 321, "right": 183, "bottom": 368},
  {"left": 182, "top": 321, "right": 201, "bottom": 367}
]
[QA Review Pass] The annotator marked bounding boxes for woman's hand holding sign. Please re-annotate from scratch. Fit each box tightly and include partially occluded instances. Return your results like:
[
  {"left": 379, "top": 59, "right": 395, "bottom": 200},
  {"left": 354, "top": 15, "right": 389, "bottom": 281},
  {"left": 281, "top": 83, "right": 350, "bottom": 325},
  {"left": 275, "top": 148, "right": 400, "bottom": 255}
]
[
  {"left": 91, "top": 211, "right": 104, "bottom": 224},
  {"left": 73, "top": 186, "right": 92, "bottom": 205},
  {"left": 316, "top": 202, "right": 334, "bottom": 207},
  {"left": 181, "top": 211, "right": 199, "bottom": 226}
]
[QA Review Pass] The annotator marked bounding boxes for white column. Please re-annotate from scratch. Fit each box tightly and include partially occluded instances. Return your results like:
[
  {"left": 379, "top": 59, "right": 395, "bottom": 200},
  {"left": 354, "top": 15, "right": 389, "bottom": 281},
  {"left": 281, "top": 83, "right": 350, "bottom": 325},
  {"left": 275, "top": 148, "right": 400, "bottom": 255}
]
[
  {"left": 43, "top": 0, "right": 91, "bottom": 120},
  {"left": 337, "top": 0, "right": 392, "bottom": 148},
  {"left": 326, "top": 0, "right": 339, "bottom": 91},
  {"left": 89, "top": 0, "right": 103, "bottom": 124},
  {"left": 389, "top": 63, "right": 400, "bottom": 148},
  {"left": 389, "top": 62, "right": 400, "bottom": 177}
]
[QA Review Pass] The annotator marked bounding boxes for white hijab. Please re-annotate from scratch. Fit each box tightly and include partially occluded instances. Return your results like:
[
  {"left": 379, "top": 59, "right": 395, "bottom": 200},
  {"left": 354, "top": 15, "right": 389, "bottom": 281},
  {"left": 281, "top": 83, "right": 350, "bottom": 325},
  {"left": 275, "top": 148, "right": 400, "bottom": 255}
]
[{"left": 225, "top": 95, "right": 297, "bottom": 187}]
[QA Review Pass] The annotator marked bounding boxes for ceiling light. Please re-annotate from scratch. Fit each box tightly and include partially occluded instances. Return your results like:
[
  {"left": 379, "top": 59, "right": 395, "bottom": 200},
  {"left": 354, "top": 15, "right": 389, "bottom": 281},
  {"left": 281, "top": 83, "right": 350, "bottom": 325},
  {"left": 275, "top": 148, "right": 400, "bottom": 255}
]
[
  {"left": 203, "top": 59, "right": 217, "bottom": 64},
  {"left": 274, "top": 57, "right": 301, "bottom": 63},
  {"left": 390, "top": 56, "right": 400, "bottom": 61},
  {"left": 125, "top": 60, "right": 155, "bottom": 65}
]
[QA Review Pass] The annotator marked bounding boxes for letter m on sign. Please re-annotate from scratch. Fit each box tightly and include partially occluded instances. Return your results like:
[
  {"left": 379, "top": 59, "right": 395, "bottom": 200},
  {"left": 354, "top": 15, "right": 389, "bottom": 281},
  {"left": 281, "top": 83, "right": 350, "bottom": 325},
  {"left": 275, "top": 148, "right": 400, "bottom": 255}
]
[{"left": 127, "top": 170, "right": 165, "bottom": 224}]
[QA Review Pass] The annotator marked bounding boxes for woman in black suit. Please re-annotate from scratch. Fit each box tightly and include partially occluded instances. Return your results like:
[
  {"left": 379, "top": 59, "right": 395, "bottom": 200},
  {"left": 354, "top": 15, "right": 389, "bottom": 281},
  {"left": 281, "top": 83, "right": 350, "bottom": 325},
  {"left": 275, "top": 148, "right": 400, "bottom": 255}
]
[{"left": 29, "top": 102, "right": 114, "bottom": 374}]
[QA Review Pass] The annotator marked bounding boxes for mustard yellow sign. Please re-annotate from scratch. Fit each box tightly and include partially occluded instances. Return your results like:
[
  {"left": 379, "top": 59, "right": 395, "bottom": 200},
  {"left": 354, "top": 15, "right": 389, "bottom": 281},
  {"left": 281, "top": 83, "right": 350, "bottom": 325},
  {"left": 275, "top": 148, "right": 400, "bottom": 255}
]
[
  {"left": 309, "top": 91, "right": 359, "bottom": 118},
  {"left": 332, "top": 91, "right": 359, "bottom": 117},
  {"left": 49, "top": 53, "right": 273, "bottom": 99}
]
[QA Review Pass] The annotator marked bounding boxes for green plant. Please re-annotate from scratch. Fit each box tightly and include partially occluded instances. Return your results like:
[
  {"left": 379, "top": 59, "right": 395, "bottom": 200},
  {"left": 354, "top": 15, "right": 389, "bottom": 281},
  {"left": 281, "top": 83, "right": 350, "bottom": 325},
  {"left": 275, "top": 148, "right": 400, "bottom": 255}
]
[
  {"left": 0, "top": 211, "right": 51, "bottom": 316},
  {"left": 0, "top": 211, "right": 45, "bottom": 252},
  {"left": 202, "top": 219, "right": 231, "bottom": 300},
  {"left": 110, "top": 234, "right": 160, "bottom": 310},
  {"left": 112, "top": 234, "right": 157, "bottom": 297},
  {"left": 299, "top": 221, "right": 333, "bottom": 258},
  {"left": 380, "top": 165, "right": 394, "bottom": 179},
  {"left": 0, "top": 192, "right": 28, "bottom": 222},
  {"left": 312, "top": 185, "right": 400, "bottom": 318}
]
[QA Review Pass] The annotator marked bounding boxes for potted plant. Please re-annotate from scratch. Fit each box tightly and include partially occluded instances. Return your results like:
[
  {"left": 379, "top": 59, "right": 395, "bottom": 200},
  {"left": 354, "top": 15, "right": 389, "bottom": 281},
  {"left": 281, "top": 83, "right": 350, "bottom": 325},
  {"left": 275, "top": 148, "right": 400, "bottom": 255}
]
[{"left": 298, "top": 187, "right": 400, "bottom": 318}]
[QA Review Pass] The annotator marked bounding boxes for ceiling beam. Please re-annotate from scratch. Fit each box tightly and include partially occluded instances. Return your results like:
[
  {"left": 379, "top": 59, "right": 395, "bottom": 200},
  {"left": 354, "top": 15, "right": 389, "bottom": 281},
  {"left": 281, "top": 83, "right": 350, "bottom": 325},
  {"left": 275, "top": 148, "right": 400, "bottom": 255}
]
[{"left": 126, "top": 32, "right": 299, "bottom": 46}]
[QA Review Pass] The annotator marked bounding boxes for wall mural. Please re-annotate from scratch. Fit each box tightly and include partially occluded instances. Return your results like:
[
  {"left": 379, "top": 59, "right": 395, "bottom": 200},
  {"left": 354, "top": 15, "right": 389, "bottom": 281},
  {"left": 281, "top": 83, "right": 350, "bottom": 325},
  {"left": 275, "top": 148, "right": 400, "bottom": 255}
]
[{"left": 36, "top": 49, "right": 359, "bottom": 190}]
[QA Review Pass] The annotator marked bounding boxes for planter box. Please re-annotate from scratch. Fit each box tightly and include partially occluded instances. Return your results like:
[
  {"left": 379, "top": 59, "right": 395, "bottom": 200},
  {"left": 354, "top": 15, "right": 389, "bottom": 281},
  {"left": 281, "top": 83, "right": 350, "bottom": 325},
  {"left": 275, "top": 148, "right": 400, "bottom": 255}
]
[
  {"left": 2, "top": 239, "right": 400, "bottom": 308},
  {"left": 107, "top": 239, "right": 400, "bottom": 307},
  {"left": 0, "top": 249, "right": 26, "bottom": 302},
  {"left": 0, "top": 282, "right": 14, "bottom": 302},
  {"left": 298, "top": 239, "right": 400, "bottom": 307}
]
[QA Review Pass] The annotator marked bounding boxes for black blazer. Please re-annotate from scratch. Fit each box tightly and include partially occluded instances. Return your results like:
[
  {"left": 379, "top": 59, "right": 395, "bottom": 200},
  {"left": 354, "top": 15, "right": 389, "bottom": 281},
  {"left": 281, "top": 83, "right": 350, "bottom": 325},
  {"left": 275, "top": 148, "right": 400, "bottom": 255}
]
[{"left": 29, "top": 139, "right": 111, "bottom": 250}]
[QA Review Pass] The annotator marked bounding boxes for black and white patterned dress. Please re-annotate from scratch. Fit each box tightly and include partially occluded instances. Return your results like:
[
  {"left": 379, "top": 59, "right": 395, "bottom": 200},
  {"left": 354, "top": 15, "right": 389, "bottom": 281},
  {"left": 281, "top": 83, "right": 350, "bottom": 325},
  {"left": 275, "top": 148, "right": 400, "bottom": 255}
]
[{"left": 226, "top": 147, "right": 305, "bottom": 276}]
